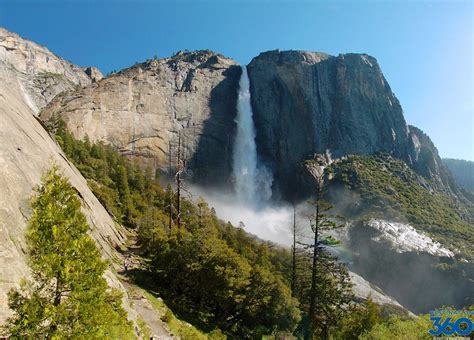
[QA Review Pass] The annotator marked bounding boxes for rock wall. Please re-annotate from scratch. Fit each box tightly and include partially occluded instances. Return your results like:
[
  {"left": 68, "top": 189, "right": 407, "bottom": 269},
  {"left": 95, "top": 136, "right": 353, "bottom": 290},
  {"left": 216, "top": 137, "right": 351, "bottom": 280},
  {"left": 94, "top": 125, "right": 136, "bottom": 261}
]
[
  {"left": 35, "top": 42, "right": 450, "bottom": 199},
  {"left": 339, "top": 221, "right": 474, "bottom": 313},
  {"left": 0, "top": 27, "right": 136, "bottom": 331},
  {"left": 41, "top": 51, "right": 241, "bottom": 187},
  {"left": 443, "top": 158, "right": 474, "bottom": 193},
  {"left": 409, "top": 125, "right": 456, "bottom": 193},
  {"left": 247, "top": 50, "right": 441, "bottom": 197},
  {"left": 0, "top": 27, "right": 464, "bottom": 326}
]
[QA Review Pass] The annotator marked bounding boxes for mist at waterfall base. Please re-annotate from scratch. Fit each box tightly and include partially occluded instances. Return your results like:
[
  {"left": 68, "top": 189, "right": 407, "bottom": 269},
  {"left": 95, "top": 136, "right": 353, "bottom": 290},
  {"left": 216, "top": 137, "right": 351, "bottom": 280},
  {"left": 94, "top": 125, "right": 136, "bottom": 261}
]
[
  {"left": 189, "top": 185, "right": 295, "bottom": 245},
  {"left": 189, "top": 67, "right": 350, "bottom": 250},
  {"left": 189, "top": 66, "right": 295, "bottom": 246},
  {"left": 189, "top": 68, "right": 346, "bottom": 254},
  {"left": 186, "top": 66, "right": 474, "bottom": 314}
]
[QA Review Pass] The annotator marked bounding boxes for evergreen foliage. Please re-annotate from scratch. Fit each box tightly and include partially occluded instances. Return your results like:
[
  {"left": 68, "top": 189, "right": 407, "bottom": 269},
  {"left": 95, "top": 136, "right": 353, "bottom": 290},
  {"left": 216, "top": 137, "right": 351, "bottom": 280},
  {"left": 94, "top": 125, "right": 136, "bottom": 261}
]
[
  {"left": 298, "top": 195, "right": 353, "bottom": 339},
  {"left": 46, "top": 116, "right": 302, "bottom": 336},
  {"left": 139, "top": 200, "right": 301, "bottom": 337},
  {"left": 4, "top": 167, "right": 133, "bottom": 339},
  {"left": 358, "top": 315, "right": 431, "bottom": 340},
  {"left": 42, "top": 116, "right": 462, "bottom": 339},
  {"left": 333, "top": 298, "right": 382, "bottom": 339}
]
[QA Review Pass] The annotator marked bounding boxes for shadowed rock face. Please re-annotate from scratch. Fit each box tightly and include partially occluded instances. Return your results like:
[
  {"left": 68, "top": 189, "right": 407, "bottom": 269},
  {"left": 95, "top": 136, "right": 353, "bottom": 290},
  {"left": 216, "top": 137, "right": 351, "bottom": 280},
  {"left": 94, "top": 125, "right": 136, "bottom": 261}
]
[
  {"left": 408, "top": 125, "right": 457, "bottom": 193},
  {"left": 342, "top": 222, "right": 474, "bottom": 313},
  {"left": 41, "top": 50, "right": 241, "bottom": 187},
  {"left": 0, "top": 27, "right": 467, "bottom": 324},
  {"left": 247, "top": 50, "right": 443, "bottom": 198},
  {"left": 443, "top": 158, "right": 474, "bottom": 193}
]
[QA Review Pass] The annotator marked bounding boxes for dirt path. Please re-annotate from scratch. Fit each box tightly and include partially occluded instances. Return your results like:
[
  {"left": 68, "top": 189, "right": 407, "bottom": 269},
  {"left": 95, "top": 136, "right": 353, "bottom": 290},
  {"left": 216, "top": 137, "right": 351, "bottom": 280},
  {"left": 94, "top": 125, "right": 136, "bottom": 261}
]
[
  {"left": 122, "top": 280, "right": 174, "bottom": 339},
  {"left": 119, "top": 234, "right": 175, "bottom": 339}
]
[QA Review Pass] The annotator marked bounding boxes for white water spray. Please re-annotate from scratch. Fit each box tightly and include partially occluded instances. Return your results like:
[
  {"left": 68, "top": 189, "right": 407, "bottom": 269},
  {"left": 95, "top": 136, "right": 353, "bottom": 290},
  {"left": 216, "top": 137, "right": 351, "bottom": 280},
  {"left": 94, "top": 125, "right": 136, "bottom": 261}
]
[{"left": 232, "top": 66, "right": 273, "bottom": 207}]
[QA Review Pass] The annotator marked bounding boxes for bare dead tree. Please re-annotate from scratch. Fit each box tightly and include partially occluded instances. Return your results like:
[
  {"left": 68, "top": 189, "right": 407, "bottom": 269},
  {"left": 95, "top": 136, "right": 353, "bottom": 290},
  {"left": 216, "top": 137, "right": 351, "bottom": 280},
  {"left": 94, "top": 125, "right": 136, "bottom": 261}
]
[
  {"left": 307, "top": 176, "right": 322, "bottom": 340},
  {"left": 168, "top": 185, "right": 173, "bottom": 233},
  {"left": 291, "top": 201, "right": 297, "bottom": 297},
  {"left": 168, "top": 140, "right": 172, "bottom": 175},
  {"left": 174, "top": 132, "right": 185, "bottom": 229},
  {"left": 305, "top": 155, "right": 345, "bottom": 339}
]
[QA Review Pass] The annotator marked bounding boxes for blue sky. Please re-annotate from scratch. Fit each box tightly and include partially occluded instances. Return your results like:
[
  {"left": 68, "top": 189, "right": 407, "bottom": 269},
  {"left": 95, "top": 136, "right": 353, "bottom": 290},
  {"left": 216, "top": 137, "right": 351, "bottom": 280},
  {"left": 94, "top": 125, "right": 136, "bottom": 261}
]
[{"left": 1, "top": 0, "right": 472, "bottom": 160}]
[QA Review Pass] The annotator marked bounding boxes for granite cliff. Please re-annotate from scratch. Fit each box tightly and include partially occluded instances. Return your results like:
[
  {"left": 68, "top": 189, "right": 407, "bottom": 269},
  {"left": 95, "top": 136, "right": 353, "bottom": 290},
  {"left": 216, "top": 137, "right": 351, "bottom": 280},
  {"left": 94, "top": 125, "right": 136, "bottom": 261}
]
[
  {"left": 0, "top": 27, "right": 101, "bottom": 114},
  {"left": 0, "top": 26, "right": 470, "bottom": 322},
  {"left": 41, "top": 50, "right": 240, "bottom": 187},
  {"left": 247, "top": 50, "right": 452, "bottom": 197},
  {"left": 0, "top": 28, "right": 169, "bottom": 336},
  {"left": 40, "top": 48, "right": 452, "bottom": 200},
  {"left": 443, "top": 158, "right": 474, "bottom": 193},
  {"left": 0, "top": 74, "right": 135, "bottom": 326}
]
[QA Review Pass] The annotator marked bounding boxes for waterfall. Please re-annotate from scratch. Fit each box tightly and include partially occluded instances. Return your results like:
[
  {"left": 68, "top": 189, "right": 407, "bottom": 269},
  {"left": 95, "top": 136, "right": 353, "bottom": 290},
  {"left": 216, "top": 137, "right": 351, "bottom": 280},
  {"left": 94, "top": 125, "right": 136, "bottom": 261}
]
[{"left": 232, "top": 66, "right": 273, "bottom": 207}]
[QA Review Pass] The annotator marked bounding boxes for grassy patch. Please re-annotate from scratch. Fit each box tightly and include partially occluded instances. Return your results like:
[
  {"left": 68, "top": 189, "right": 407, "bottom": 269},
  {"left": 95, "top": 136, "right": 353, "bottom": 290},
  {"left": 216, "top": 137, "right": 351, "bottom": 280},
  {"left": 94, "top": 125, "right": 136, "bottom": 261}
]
[
  {"left": 141, "top": 290, "right": 213, "bottom": 340},
  {"left": 127, "top": 268, "right": 224, "bottom": 339},
  {"left": 136, "top": 316, "right": 151, "bottom": 339}
]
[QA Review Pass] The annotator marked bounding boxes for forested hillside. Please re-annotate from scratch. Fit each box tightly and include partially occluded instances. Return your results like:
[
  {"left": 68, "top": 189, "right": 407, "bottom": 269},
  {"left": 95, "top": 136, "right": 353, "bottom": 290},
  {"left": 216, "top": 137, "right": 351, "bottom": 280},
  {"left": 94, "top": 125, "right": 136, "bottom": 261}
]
[
  {"left": 329, "top": 154, "right": 474, "bottom": 260},
  {"left": 21, "top": 115, "right": 445, "bottom": 339}
]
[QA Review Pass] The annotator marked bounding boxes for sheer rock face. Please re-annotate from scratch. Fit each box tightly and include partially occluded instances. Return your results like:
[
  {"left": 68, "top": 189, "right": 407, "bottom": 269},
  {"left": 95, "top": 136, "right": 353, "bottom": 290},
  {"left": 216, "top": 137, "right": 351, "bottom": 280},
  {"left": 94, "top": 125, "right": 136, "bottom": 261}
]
[
  {"left": 0, "top": 27, "right": 100, "bottom": 114},
  {"left": 27, "top": 36, "right": 447, "bottom": 198},
  {"left": 408, "top": 125, "right": 455, "bottom": 193},
  {"left": 246, "top": 50, "right": 446, "bottom": 197},
  {"left": 41, "top": 51, "right": 241, "bottom": 187},
  {"left": 0, "top": 27, "right": 459, "bottom": 323}
]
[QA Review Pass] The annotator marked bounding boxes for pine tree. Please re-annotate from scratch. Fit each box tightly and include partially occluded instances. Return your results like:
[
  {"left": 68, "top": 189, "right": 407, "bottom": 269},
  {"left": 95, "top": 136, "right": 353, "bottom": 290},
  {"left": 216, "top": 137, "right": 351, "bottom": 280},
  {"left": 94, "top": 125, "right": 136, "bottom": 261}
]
[
  {"left": 165, "top": 184, "right": 174, "bottom": 232},
  {"left": 302, "top": 156, "right": 352, "bottom": 339},
  {"left": 291, "top": 202, "right": 297, "bottom": 296},
  {"left": 114, "top": 164, "right": 132, "bottom": 225},
  {"left": 4, "top": 166, "right": 133, "bottom": 339}
]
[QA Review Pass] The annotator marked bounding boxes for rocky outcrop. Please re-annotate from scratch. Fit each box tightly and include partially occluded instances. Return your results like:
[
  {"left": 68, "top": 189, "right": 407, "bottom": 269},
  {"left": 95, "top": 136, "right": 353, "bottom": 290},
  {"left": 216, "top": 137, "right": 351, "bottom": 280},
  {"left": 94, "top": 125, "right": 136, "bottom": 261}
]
[
  {"left": 336, "top": 221, "right": 474, "bottom": 313},
  {"left": 83, "top": 66, "right": 103, "bottom": 83},
  {"left": 408, "top": 126, "right": 456, "bottom": 193},
  {"left": 41, "top": 50, "right": 241, "bottom": 186},
  {"left": 247, "top": 50, "right": 446, "bottom": 197},
  {"left": 0, "top": 27, "right": 100, "bottom": 113}
]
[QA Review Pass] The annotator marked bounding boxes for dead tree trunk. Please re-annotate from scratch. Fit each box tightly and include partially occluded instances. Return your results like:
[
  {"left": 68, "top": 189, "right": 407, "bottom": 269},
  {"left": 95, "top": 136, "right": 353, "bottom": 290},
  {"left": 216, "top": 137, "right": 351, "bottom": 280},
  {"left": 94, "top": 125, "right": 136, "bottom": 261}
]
[
  {"left": 291, "top": 202, "right": 297, "bottom": 297},
  {"left": 307, "top": 180, "right": 322, "bottom": 340},
  {"left": 168, "top": 186, "right": 173, "bottom": 233},
  {"left": 175, "top": 132, "right": 184, "bottom": 229}
]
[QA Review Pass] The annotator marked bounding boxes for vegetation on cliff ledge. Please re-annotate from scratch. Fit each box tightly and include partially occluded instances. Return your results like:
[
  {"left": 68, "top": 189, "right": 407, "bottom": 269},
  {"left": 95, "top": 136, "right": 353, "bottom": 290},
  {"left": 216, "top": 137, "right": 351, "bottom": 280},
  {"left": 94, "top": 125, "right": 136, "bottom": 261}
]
[{"left": 330, "top": 154, "right": 474, "bottom": 260}]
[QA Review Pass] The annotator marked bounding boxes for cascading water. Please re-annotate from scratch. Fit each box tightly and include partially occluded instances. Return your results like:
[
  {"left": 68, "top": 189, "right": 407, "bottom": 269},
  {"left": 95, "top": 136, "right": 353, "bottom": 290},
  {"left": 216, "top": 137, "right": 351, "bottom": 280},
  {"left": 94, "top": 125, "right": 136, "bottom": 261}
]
[{"left": 232, "top": 66, "right": 273, "bottom": 207}]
